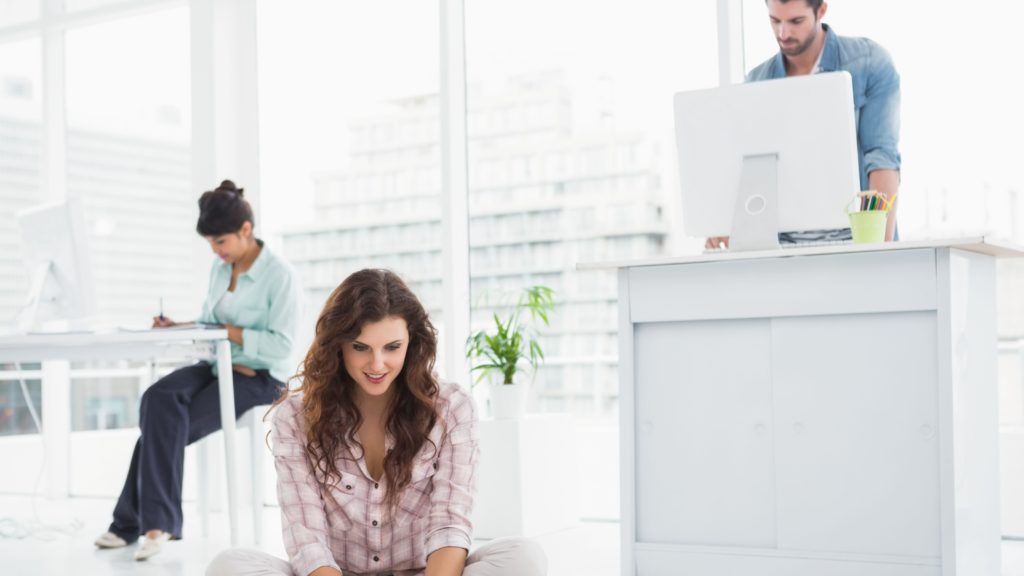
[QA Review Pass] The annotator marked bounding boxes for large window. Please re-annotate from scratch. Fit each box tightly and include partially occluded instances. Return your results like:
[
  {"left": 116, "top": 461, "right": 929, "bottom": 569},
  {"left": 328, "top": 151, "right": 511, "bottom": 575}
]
[
  {"left": 0, "top": 37, "right": 41, "bottom": 325},
  {"left": 0, "top": 0, "right": 39, "bottom": 27},
  {"left": 465, "top": 0, "right": 718, "bottom": 419},
  {"left": 65, "top": 0, "right": 131, "bottom": 12},
  {"left": 65, "top": 8, "right": 194, "bottom": 325},
  {"left": 259, "top": 0, "right": 442, "bottom": 360}
]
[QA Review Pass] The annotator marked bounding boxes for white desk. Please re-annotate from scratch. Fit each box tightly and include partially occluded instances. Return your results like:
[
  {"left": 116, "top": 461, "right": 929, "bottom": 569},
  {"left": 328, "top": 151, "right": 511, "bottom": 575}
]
[
  {"left": 0, "top": 328, "right": 244, "bottom": 546},
  {"left": 589, "top": 238, "right": 1024, "bottom": 576}
]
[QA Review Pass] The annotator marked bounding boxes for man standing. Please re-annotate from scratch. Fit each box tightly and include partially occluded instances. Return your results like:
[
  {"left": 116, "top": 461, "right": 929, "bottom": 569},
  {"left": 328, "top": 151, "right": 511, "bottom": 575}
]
[{"left": 708, "top": 0, "right": 900, "bottom": 248}]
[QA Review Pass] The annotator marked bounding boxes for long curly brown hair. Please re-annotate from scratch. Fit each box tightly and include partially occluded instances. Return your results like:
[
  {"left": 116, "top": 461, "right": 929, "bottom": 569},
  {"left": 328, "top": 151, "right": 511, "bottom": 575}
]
[{"left": 279, "top": 269, "right": 440, "bottom": 513}]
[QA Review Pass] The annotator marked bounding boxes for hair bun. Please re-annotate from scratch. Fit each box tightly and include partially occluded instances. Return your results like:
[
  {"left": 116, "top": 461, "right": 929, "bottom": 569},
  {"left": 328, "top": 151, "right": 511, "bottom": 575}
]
[{"left": 216, "top": 179, "right": 244, "bottom": 196}]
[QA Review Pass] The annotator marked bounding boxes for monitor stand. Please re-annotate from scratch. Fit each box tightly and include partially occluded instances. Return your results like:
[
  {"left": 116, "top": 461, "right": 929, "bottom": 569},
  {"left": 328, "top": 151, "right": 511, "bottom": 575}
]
[
  {"left": 14, "top": 261, "right": 88, "bottom": 333},
  {"left": 729, "top": 153, "right": 780, "bottom": 251},
  {"left": 17, "top": 261, "right": 53, "bottom": 333}
]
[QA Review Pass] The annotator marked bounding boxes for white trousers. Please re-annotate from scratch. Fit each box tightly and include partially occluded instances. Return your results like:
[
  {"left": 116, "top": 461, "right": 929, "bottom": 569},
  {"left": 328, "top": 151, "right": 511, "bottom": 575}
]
[{"left": 206, "top": 537, "right": 547, "bottom": 576}]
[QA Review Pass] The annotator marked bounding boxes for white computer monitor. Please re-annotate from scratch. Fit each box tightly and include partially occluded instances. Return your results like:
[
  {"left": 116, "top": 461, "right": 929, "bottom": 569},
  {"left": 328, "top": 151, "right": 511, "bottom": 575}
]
[
  {"left": 674, "top": 71, "right": 860, "bottom": 250},
  {"left": 16, "top": 199, "right": 96, "bottom": 331}
]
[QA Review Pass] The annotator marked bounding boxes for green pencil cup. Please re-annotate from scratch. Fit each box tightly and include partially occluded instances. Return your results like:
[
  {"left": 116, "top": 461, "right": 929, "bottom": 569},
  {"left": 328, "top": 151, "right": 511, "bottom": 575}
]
[{"left": 848, "top": 210, "right": 887, "bottom": 244}]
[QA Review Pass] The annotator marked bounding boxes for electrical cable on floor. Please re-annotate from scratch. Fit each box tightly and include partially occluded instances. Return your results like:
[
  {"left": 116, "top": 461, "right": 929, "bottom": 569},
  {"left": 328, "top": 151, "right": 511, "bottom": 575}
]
[{"left": 0, "top": 364, "right": 84, "bottom": 541}]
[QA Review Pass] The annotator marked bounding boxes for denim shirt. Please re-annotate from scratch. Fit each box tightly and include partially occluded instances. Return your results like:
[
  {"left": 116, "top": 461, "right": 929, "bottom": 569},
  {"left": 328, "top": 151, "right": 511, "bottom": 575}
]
[
  {"left": 198, "top": 240, "right": 300, "bottom": 382},
  {"left": 746, "top": 24, "right": 901, "bottom": 191}
]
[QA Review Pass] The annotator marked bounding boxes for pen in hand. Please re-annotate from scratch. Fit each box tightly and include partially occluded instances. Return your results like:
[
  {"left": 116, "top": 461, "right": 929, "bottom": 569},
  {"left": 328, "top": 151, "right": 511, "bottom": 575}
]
[{"left": 153, "top": 297, "right": 174, "bottom": 328}]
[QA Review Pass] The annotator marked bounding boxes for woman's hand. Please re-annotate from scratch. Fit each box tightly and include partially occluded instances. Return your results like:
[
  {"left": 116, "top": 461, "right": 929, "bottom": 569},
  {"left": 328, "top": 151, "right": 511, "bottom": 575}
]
[
  {"left": 426, "top": 546, "right": 468, "bottom": 576},
  {"left": 223, "top": 324, "right": 244, "bottom": 346},
  {"left": 232, "top": 364, "right": 257, "bottom": 377},
  {"left": 152, "top": 316, "right": 176, "bottom": 328},
  {"left": 307, "top": 568, "right": 343, "bottom": 576}
]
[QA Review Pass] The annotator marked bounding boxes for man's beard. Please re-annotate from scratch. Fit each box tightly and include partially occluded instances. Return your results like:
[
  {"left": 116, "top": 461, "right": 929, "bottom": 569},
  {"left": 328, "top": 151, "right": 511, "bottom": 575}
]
[{"left": 778, "top": 29, "right": 818, "bottom": 57}]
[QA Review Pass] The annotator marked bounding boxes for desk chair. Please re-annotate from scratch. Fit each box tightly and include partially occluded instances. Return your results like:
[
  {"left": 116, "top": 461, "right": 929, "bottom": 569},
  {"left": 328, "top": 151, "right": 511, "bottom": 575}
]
[{"left": 196, "top": 404, "right": 273, "bottom": 545}]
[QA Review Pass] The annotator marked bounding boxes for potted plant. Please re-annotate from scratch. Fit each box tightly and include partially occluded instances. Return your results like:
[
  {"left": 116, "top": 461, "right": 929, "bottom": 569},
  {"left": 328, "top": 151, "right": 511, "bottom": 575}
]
[{"left": 465, "top": 285, "right": 555, "bottom": 419}]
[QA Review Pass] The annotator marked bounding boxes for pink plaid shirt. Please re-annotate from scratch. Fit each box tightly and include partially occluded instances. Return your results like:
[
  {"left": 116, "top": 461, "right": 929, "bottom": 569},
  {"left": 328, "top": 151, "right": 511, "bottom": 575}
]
[{"left": 272, "top": 380, "right": 479, "bottom": 576}]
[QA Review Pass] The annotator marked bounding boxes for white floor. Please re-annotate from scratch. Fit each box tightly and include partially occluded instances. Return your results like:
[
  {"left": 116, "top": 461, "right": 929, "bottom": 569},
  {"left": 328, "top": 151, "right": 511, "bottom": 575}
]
[
  {"left": 0, "top": 495, "right": 1022, "bottom": 576},
  {"left": 0, "top": 495, "right": 616, "bottom": 576}
]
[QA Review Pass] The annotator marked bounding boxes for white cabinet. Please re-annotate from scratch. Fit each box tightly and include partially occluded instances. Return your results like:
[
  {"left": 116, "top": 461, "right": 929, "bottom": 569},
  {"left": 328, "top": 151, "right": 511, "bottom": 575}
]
[{"left": 610, "top": 239, "right": 1020, "bottom": 576}]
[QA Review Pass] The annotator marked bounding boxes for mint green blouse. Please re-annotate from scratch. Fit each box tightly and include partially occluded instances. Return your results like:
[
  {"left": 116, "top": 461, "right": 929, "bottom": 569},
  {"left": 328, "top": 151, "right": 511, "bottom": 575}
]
[{"left": 197, "top": 241, "right": 299, "bottom": 382}]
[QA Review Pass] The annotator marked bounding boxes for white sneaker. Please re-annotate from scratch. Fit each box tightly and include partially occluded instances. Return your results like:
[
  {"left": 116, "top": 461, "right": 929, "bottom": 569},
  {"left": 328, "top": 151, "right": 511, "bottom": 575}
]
[
  {"left": 94, "top": 531, "right": 128, "bottom": 549},
  {"left": 133, "top": 532, "right": 171, "bottom": 561}
]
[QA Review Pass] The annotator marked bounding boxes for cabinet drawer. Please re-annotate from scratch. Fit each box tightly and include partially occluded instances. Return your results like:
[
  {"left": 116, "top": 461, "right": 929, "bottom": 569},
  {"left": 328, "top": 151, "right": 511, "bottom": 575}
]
[{"left": 628, "top": 249, "right": 936, "bottom": 323}]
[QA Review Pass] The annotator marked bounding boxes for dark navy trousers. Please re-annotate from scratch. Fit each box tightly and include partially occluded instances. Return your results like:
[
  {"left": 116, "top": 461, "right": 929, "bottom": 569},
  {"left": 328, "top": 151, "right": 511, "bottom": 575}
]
[{"left": 108, "top": 362, "right": 283, "bottom": 540}]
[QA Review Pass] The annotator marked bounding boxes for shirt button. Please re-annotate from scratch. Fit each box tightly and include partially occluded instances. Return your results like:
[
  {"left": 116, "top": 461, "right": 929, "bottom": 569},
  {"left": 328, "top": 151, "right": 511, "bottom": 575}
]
[
  {"left": 374, "top": 482, "right": 379, "bottom": 489},
  {"left": 372, "top": 520, "right": 378, "bottom": 526},
  {"left": 433, "top": 461, "right": 439, "bottom": 470},
  {"left": 373, "top": 555, "right": 380, "bottom": 562},
  {"left": 345, "top": 484, "right": 352, "bottom": 490}
]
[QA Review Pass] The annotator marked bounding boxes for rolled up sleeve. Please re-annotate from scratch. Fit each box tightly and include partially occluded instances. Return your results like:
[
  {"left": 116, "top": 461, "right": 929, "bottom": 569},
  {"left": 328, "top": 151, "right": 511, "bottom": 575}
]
[
  {"left": 859, "top": 45, "right": 901, "bottom": 176},
  {"left": 272, "top": 399, "right": 340, "bottom": 576},
  {"left": 424, "top": 390, "right": 479, "bottom": 558}
]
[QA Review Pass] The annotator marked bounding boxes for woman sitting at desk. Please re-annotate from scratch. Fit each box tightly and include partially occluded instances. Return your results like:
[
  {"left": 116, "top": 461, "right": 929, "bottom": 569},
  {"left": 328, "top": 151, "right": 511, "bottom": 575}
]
[
  {"left": 206, "top": 269, "right": 546, "bottom": 576},
  {"left": 94, "top": 179, "right": 299, "bottom": 561}
]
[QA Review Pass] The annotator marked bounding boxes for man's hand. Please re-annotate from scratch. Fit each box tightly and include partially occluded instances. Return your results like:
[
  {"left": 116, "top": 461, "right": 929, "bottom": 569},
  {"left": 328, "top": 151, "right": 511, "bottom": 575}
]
[
  {"left": 705, "top": 236, "right": 730, "bottom": 250},
  {"left": 868, "top": 169, "right": 900, "bottom": 241}
]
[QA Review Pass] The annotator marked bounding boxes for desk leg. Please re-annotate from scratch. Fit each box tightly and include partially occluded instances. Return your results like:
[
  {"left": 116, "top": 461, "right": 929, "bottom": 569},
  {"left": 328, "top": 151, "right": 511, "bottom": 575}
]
[
  {"left": 41, "top": 360, "right": 71, "bottom": 499},
  {"left": 215, "top": 341, "right": 240, "bottom": 546}
]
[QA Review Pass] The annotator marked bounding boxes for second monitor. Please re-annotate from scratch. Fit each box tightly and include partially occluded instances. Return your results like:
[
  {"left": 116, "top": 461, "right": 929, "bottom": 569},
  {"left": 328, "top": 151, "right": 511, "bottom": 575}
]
[
  {"left": 16, "top": 198, "right": 96, "bottom": 332},
  {"left": 674, "top": 72, "right": 860, "bottom": 251}
]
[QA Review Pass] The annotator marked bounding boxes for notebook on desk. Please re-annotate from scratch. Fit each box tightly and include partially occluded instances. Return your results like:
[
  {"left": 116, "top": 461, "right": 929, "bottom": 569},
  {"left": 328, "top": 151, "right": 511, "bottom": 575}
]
[{"left": 116, "top": 322, "right": 223, "bottom": 333}]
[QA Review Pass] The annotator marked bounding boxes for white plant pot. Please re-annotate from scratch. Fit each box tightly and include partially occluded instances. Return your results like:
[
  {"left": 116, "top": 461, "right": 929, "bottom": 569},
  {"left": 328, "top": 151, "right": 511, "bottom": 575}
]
[{"left": 490, "top": 381, "right": 527, "bottom": 420}]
